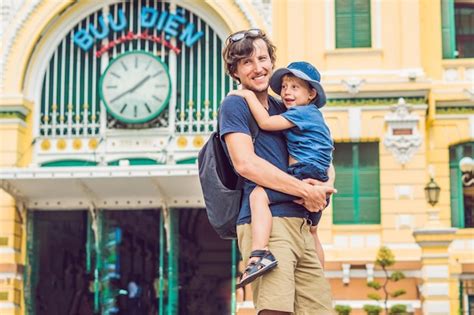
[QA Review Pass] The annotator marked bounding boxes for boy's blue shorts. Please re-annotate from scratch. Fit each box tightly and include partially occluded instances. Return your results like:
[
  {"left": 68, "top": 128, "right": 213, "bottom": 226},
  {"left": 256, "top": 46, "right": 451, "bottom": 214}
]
[{"left": 264, "top": 162, "right": 330, "bottom": 226}]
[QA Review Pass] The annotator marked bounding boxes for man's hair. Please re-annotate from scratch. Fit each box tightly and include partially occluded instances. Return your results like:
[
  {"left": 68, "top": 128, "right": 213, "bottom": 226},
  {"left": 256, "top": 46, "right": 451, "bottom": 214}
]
[{"left": 222, "top": 29, "right": 276, "bottom": 82}]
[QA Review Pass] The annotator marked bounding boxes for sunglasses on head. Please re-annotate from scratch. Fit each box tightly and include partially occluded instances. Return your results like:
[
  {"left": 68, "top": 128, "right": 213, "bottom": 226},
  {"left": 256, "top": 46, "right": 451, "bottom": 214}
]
[{"left": 227, "top": 29, "right": 264, "bottom": 43}]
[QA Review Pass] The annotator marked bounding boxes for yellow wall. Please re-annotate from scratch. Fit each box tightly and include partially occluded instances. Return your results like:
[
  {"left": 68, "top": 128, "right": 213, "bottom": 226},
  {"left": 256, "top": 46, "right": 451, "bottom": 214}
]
[{"left": 0, "top": 0, "right": 473, "bottom": 314}]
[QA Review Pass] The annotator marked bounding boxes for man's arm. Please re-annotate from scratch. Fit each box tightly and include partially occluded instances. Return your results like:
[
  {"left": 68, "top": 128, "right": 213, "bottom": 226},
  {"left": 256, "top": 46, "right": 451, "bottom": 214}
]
[
  {"left": 228, "top": 90, "right": 294, "bottom": 131},
  {"left": 224, "top": 132, "right": 335, "bottom": 211}
]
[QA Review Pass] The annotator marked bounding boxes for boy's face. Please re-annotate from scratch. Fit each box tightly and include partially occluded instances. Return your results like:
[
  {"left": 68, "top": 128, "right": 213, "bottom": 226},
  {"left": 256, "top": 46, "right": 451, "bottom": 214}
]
[
  {"left": 280, "top": 75, "right": 317, "bottom": 109},
  {"left": 233, "top": 39, "right": 273, "bottom": 93}
]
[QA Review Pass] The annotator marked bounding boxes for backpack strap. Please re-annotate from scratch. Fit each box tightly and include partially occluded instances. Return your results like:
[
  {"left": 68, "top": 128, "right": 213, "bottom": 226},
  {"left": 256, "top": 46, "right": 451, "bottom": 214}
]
[
  {"left": 248, "top": 115, "right": 259, "bottom": 142},
  {"left": 217, "top": 101, "right": 260, "bottom": 189}
]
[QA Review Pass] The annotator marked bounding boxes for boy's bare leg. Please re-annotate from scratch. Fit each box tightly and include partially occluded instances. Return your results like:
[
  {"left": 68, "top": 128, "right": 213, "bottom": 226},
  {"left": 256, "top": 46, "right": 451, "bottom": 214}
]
[
  {"left": 250, "top": 186, "right": 272, "bottom": 253},
  {"left": 237, "top": 186, "right": 277, "bottom": 288},
  {"left": 310, "top": 225, "right": 325, "bottom": 267}
]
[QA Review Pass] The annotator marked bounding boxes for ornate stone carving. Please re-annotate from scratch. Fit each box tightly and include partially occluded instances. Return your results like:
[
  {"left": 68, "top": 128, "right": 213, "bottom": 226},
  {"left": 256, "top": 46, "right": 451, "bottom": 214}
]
[
  {"left": 0, "top": 0, "right": 42, "bottom": 90},
  {"left": 383, "top": 98, "right": 423, "bottom": 165}
]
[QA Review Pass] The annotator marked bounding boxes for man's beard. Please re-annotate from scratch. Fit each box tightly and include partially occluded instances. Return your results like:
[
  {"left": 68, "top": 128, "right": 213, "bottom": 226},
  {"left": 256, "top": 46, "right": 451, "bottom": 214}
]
[{"left": 248, "top": 83, "right": 269, "bottom": 93}]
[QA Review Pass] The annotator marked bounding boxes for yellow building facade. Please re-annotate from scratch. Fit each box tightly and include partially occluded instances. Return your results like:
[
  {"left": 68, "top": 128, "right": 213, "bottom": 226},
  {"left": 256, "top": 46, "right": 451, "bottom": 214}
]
[{"left": 0, "top": 1, "right": 472, "bottom": 315}]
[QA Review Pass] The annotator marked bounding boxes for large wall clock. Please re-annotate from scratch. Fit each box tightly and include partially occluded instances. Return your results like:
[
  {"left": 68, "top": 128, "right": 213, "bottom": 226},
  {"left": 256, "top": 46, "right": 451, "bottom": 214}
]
[{"left": 99, "top": 51, "right": 172, "bottom": 124}]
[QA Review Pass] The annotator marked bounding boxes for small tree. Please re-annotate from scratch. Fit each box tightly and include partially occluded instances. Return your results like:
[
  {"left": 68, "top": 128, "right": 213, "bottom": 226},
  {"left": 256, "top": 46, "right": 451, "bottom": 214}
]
[
  {"left": 363, "top": 304, "right": 382, "bottom": 315},
  {"left": 335, "top": 305, "right": 352, "bottom": 315},
  {"left": 367, "top": 246, "right": 406, "bottom": 314},
  {"left": 389, "top": 304, "right": 407, "bottom": 314}
]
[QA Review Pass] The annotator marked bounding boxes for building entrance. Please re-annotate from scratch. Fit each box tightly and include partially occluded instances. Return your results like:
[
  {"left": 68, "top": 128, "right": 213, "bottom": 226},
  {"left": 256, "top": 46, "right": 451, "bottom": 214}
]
[
  {"left": 30, "top": 209, "right": 234, "bottom": 315},
  {"left": 33, "top": 211, "right": 92, "bottom": 315},
  {"left": 177, "top": 208, "right": 234, "bottom": 315},
  {"left": 32, "top": 210, "right": 161, "bottom": 315},
  {"left": 101, "top": 210, "right": 161, "bottom": 315}
]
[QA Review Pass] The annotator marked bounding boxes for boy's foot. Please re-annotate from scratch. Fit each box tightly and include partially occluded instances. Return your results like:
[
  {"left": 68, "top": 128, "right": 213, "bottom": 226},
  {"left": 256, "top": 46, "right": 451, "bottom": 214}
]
[{"left": 236, "top": 249, "right": 278, "bottom": 288}]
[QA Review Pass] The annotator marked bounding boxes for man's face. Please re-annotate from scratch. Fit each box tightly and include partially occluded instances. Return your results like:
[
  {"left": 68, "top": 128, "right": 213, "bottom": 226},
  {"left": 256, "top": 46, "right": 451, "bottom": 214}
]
[{"left": 233, "top": 39, "right": 273, "bottom": 93}]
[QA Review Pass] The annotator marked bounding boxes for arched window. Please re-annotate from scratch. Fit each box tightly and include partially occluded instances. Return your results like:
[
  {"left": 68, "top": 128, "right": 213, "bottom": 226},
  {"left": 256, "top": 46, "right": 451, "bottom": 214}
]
[
  {"left": 450, "top": 141, "right": 474, "bottom": 228},
  {"left": 38, "top": 1, "right": 230, "bottom": 138}
]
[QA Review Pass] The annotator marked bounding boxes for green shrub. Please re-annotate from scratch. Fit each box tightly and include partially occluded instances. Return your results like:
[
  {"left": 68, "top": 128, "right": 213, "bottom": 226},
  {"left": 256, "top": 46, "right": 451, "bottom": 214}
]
[
  {"left": 363, "top": 304, "right": 382, "bottom": 315},
  {"left": 389, "top": 304, "right": 407, "bottom": 314},
  {"left": 335, "top": 304, "right": 352, "bottom": 315}
]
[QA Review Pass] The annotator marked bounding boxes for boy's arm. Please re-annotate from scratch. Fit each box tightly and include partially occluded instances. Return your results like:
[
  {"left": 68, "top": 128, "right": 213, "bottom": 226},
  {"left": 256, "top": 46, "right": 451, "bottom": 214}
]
[
  {"left": 224, "top": 132, "right": 335, "bottom": 211},
  {"left": 327, "top": 163, "right": 335, "bottom": 186},
  {"left": 228, "top": 90, "right": 294, "bottom": 131}
]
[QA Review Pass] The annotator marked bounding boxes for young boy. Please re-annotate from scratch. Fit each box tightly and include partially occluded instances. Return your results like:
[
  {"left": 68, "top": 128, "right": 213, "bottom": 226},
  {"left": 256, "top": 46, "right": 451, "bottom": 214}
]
[{"left": 230, "top": 61, "right": 334, "bottom": 288}]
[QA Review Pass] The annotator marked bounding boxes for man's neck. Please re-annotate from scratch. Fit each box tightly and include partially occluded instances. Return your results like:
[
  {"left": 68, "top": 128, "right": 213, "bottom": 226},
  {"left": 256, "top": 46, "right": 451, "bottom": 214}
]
[{"left": 254, "top": 90, "right": 270, "bottom": 109}]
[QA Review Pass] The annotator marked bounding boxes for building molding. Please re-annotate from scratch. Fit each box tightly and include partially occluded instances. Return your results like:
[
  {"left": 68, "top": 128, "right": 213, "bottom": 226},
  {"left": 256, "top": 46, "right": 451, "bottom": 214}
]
[
  {"left": 0, "top": 0, "right": 43, "bottom": 91},
  {"left": 383, "top": 98, "right": 423, "bottom": 165},
  {"left": 0, "top": 118, "right": 27, "bottom": 128}
]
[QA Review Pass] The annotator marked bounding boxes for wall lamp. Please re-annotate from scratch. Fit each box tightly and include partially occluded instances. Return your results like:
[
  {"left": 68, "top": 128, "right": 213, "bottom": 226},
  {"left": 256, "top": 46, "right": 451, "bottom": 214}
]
[{"left": 424, "top": 178, "right": 441, "bottom": 207}]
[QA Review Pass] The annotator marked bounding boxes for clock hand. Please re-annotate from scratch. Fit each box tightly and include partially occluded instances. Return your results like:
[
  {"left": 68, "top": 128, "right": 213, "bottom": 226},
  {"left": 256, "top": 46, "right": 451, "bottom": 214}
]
[
  {"left": 110, "top": 75, "right": 151, "bottom": 103},
  {"left": 129, "top": 75, "right": 151, "bottom": 93},
  {"left": 110, "top": 89, "right": 130, "bottom": 103}
]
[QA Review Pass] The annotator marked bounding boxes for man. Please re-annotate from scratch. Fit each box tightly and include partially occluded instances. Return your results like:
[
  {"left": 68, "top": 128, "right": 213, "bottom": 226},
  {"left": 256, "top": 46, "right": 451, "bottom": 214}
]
[{"left": 220, "top": 29, "right": 335, "bottom": 314}]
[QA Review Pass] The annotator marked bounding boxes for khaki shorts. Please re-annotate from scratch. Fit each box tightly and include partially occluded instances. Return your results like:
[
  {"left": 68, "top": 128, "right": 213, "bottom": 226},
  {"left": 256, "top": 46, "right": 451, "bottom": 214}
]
[{"left": 237, "top": 217, "right": 334, "bottom": 315}]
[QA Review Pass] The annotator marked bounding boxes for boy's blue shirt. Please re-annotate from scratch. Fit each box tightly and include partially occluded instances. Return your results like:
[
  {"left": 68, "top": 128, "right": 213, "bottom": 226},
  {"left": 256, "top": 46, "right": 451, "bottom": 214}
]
[
  {"left": 219, "top": 95, "right": 308, "bottom": 225},
  {"left": 282, "top": 105, "right": 333, "bottom": 171}
]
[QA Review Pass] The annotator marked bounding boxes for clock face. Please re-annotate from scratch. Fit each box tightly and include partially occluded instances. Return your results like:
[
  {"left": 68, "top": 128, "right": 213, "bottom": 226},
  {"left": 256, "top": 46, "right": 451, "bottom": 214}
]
[{"left": 99, "top": 51, "right": 171, "bottom": 124}]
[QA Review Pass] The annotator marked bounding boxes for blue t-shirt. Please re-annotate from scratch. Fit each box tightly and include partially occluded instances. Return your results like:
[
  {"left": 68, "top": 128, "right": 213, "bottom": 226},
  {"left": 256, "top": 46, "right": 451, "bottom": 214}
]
[
  {"left": 281, "top": 105, "right": 333, "bottom": 171},
  {"left": 219, "top": 95, "right": 308, "bottom": 225}
]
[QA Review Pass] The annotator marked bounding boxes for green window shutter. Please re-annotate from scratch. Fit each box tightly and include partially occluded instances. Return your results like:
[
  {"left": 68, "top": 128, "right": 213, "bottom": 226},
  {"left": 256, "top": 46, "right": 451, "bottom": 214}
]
[
  {"left": 359, "top": 168, "right": 381, "bottom": 224},
  {"left": 333, "top": 143, "right": 355, "bottom": 224},
  {"left": 449, "top": 165, "right": 463, "bottom": 227},
  {"left": 333, "top": 167, "right": 356, "bottom": 223},
  {"left": 333, "top": 142, "right": 380, "bottom": 224},
  {"left": 336, "top": 0, "right": 371, "bottom": 48},
  {"left": 336, "top": 0, "right": 353, "bottom": 48},
  {"left": 441, "top": 0, "right": 456, "bottom": 58},
  {"left": 353, "top": 0, "right": 371, "bottom": 47},
  {"left": 358, "top": 142, "right": 380, "bottom": 224}
]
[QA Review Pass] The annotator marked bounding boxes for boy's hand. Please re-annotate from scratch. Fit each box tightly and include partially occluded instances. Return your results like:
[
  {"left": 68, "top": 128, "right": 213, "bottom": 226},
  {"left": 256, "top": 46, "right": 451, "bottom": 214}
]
[
  {"left": 295, "top": 184, "right": 336, "bottom": 212},
  {"left": 228, "top": 89, "right": 254, "bottom": 99},
  {"left": 294, "top": 179, "right": 337, "bottom": 211},
  {"left": 303, "top": 178, "right": 337, "bottom": 197}
]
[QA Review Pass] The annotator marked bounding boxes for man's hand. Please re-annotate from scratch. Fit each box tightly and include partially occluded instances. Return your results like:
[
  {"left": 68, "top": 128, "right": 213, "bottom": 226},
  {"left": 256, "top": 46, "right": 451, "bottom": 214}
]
[{"left": 295, "top": 179, "right": 337, "bottom": 212}]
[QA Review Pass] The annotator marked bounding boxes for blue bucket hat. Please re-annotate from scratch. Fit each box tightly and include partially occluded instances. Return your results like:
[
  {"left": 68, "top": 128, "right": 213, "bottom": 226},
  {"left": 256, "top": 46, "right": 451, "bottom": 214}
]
[{"left": 270, "top": 61, "right": 326, "bottom": 108}]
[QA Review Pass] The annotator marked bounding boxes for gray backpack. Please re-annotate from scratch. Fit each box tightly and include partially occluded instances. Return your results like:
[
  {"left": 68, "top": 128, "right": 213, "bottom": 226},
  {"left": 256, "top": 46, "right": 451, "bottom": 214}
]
[{"left": 198, "top": 111, "right": 258, "bottom": 239}]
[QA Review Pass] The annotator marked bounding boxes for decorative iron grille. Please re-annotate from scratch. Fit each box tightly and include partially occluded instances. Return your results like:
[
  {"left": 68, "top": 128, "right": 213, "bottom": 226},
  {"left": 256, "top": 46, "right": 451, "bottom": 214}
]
[{"left": 39, "top": 0, "right": 232, "bottom": 137}]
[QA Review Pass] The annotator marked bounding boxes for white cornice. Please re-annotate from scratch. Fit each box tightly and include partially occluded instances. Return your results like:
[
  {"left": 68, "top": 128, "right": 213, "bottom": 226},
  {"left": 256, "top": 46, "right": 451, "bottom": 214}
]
[
  {"left": 0, "top": 119, "right": 27, "bottom": 127},
  {"left": 323, "top": 104, "right": 428, "bottom": 112}
]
